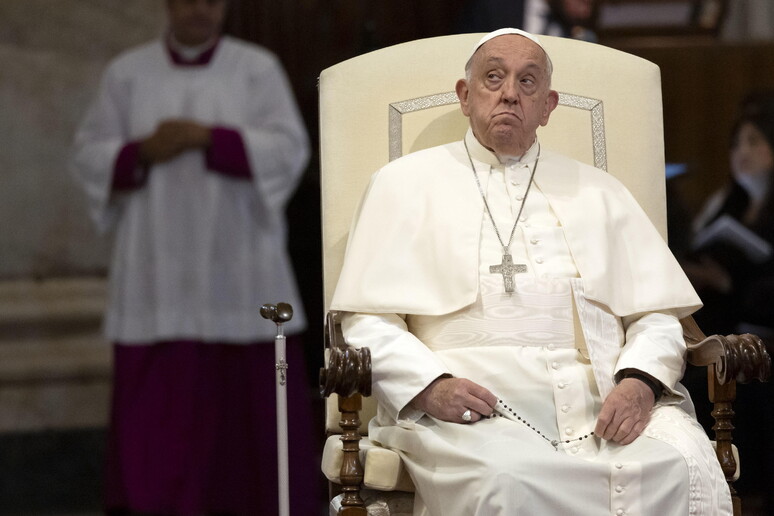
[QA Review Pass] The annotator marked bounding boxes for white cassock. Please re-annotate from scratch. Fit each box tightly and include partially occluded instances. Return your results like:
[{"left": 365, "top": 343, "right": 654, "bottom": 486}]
[
  {"left": 71, "top": 36, "right": 308, "bottom": 343},
  {"left": 332, "top": 131, "right": 732, "bottom": 515}
]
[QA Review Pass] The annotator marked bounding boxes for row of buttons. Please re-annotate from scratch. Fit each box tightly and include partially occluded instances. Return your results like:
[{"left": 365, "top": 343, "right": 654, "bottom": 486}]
[
  {"left": 545, "top": 335, "right": 631, "bottom": 512},
  {"left": 550, "top": 355, "right": 575, "bottom": 439},
  {"left": 613, "top": 462, "right": 628, "bottom": 515}
]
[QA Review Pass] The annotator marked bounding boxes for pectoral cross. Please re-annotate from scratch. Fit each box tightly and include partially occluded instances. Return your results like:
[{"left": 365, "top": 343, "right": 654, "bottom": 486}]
[{"left": 489, "top": 249, "right": 526, "bottom": 293}]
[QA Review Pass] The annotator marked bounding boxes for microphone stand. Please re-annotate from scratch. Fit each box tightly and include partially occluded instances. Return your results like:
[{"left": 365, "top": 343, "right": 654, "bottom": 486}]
[{"left": 260, "top": 302, "right": 293, "bottom": 516}]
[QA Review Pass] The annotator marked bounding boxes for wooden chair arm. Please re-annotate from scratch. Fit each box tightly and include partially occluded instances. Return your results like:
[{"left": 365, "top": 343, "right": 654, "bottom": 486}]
[
  {"left": 319, "top": 311, "right": 371, "bottom": 515},
  {"left": 320, "top": 311, "right": 372, "bottom": 398},
  {"left": 681, "top": 315, "right": 771, "bottom": 516},
  {"left": 683, "top": 316, "right": 771, "bottom": 385}
]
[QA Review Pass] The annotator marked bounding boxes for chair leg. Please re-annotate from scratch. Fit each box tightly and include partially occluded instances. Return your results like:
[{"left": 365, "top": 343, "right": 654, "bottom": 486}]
[
  {"left": 337, "top": 394, "right": 368, "bottom": 516},
  {"left": 708, "top": 364, "right": 741, "bottom": 516}
]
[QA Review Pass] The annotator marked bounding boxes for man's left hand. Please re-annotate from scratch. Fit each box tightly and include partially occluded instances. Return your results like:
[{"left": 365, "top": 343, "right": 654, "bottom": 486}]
[{"left": 594, "top": 378, "right": 655, "bottom": 445}]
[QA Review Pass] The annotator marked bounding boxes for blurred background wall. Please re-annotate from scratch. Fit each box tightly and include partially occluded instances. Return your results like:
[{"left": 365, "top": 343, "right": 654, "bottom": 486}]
[
  {"left": 0, "top": 2, "right": 163, "bottom": 513},
  {"left": 1, "top": 1, "right": 165, "bottom": 278}
]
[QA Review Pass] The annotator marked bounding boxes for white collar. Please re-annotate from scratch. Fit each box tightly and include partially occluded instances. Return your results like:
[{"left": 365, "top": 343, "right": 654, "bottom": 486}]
[
  {"left": 167, "top": 33, "right": 218, "bottom": 62},
  {"left": 464, "top": 128, "right": 540, "bottom": 167}
]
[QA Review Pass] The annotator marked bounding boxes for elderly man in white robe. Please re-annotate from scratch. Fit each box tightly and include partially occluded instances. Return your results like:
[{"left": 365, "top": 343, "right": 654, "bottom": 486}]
[
  {"left": 71, "top": 0, "right": 319, "bottom": 514},
  {"left": 330, "top": 28, "right": 731, "bottom": 515}
]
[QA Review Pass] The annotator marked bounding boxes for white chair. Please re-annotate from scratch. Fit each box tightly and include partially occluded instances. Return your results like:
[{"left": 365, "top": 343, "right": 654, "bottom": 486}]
[{"left": 317, "top": 33, "right": 770, "bottom": 516}]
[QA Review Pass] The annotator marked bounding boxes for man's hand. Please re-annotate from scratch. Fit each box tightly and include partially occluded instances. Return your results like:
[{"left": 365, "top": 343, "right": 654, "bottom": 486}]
[
  {"left": 139, "top": 119, "right": 212, "bottom": 165},
  {"left": 594, "top": 378, "right": 655, "bottom": 445},
  {"left": 411, "top": 377, "right": 497, "bottom": 424}
]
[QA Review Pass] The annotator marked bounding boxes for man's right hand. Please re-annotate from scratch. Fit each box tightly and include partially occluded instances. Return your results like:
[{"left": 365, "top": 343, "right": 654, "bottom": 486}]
[
  {"left": 139, "top": 119, "right": 212, "bottom": 165},
  {"left": 410, "top": 376, "right": 497, "bottom": 423}
]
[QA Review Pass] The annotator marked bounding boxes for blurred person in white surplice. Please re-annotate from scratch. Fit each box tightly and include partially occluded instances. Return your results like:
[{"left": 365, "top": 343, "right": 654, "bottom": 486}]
[{"left": 71, "top": 0, "right": 319, "bottom": 514}]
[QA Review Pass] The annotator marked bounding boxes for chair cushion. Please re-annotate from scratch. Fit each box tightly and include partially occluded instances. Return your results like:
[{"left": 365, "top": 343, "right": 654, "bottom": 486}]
[{"left": 322, "top": 434, "right": 415, "bottom": 492}]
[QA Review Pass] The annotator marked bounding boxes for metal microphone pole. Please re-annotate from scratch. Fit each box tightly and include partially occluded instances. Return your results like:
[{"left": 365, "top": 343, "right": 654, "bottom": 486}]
[{"left": 260, "top": 302, "right": 293, "bottom": 516}]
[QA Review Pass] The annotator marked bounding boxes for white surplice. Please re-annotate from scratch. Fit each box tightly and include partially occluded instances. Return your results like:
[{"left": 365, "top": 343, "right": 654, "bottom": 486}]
[
  {"left": 71, "top": 36, "right": 308, "bottom": 342},
  {"left": 335, "top": 134, "right": 731, "bottom": 515}
]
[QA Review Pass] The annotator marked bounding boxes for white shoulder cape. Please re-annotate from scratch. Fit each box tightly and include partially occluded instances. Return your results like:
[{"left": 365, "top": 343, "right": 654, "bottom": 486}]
[{"left": 331, "top": 136, "right": 701, "bottom": 318}]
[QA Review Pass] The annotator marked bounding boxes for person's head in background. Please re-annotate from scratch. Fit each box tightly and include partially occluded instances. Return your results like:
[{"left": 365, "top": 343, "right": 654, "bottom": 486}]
[
  {"left": 730, "top": 92, "right": 774, "bottom": 203},
  {"left": 167, "top": 0, "right": 228, "bottom": 47},
  {"left": 550, "top": 0, "right": 595, "bottom": 24},
  {"left": 547, "top": 0, "right": 598, "bottom": 39}
]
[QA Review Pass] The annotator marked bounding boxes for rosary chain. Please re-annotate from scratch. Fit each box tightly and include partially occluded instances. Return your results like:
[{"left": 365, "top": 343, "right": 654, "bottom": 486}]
[{"left": 490, "top": 399, "right": 595, "bottom": 451}]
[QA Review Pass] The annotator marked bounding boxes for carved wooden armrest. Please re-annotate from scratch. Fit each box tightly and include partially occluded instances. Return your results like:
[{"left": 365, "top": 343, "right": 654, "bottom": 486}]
[
  {"left": 320, "top": 311, "right": 372, "bottom": 398},
  {"left": 682, "top": 315, "right": 771, "bottom": 515},
  {"left": 319, "top": 311, "right": 371, "bottom": 516},
  {"left": 683, "top": 316, "right": 771, "bottom": 385}
]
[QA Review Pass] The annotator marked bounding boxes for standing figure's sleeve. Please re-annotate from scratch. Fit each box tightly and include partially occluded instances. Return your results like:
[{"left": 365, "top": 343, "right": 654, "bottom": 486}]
[
  {"left": 237, "top": 55, "right": 310, "bottom": 219},
  {"left": 70, "top": 62, "right": 133, "bottom": 234},
  {"left": 341, "top": 312, "right": 451, "bottom": 424}
]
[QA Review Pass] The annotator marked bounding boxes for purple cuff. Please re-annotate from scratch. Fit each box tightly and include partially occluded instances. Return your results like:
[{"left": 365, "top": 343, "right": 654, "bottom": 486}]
[
  {"left": 206, "top": 127, "right": 252, "bottom": 179},
  {"left": 112, "top": 141, "right": 149, "bottom": 191}
]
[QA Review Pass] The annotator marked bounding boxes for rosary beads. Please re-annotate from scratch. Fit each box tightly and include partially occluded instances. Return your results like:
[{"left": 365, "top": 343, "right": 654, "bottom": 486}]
[{"left": 490, "top": 399, "right": 595, "bottom": 451}]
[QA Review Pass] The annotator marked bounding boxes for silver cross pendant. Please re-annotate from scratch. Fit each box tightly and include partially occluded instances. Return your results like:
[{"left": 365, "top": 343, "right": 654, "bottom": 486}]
[{"left": 489, "top": 249, "right": 527, "bottom": 293}]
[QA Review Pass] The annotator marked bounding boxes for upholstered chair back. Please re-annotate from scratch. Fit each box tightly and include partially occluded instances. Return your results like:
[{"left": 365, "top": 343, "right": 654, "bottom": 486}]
[{"left": 320, "top": 33, "right": 666, "bottom": 434}]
